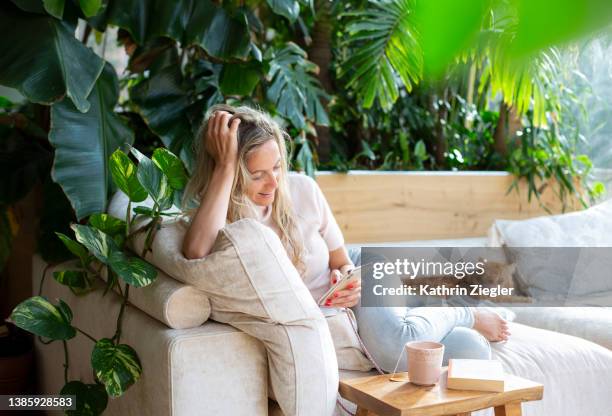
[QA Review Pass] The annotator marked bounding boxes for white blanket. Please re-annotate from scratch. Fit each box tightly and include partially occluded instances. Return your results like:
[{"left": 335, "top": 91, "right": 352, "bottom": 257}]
[{"left": 474, "top": 322, "right": 612, "bottom": 416}]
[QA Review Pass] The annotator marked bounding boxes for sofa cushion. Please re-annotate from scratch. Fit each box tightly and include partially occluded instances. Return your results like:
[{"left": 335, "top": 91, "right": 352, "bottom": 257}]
[
  {"left": 488, "top": 198, "right": 612, "bottom": 247},
  {"left": 34, "top": 254, "right": 210, "bottom": 330},
  {"left": 325, "top": 308, "right": 374, "bottom": 371},
  {"left": 487, "top": 198, "right": 612, "bottom": 298},
  {"left": 126, "top": 216, "right": 339, "bottom": 416}
]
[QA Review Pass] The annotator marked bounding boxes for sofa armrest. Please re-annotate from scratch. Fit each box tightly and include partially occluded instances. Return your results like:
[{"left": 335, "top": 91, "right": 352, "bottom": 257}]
[
  {"left": 32, "top": 254, "right": 211, "bottom": 329},
  {"left": 33, "top": 256, "right": 269, "bottom": 416}
]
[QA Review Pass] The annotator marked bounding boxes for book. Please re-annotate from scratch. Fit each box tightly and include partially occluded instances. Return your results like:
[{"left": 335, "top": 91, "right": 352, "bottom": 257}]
[
  {"left": 447, "top": 359, "right": 505, "bottom": 392},
  {"left": 317, "top": 265, "right": 364, "bottom": 306}
]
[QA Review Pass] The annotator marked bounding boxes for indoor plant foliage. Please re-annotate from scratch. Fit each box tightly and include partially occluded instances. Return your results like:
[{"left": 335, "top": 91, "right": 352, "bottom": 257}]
[
  {"left": 0, "top": 0, "right": 328, "bottom": 222},
  {"left": 8, "top": 146, "right": 187, "bottom": 414}
]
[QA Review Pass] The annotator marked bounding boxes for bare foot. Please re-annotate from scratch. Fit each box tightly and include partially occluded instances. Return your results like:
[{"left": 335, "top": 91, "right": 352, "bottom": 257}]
[{"left": 473, "top": 310, "right": 511, "bottom": 342}]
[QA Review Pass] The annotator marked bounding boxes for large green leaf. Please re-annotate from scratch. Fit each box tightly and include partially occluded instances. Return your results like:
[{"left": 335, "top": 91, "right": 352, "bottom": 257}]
[
  {"left": 108, "top": 251, "right": 157, "bottom": 287},
  {"left": 79, "top": 0, "right": 102, "bottom": 18},
  {"left": 185, "top": 0, "right": 251, "bottom": 60},
  {"left": 61, "top": 381, "right": 108, "bottom": 416},
  {"left": 0, "top": 3, "right": 104, "bottom": 112},
  {"left": 413, "top": 0, "right": 484, "bottom": 76},
  {"left": 71, "top": 223, "right": 119, "bottom": 264},
  {"left": 43, "top": 0, "right": 65, "bottom": 19},
  {"left": 91, "top": 338, "right": 142, "bottom": 397},
  {"left": 129, "top": 48, "right": 194, "bottom": 163},
  {"left": 131, "top": 147, "right": 174, "bottom": 210},
  {"left": 49, "top": 64, "right": 134, "bottom": 220},
  {"left": 9, "top": 296, "right": 76, "bottom": 340},
  {"left": 338, "top": 0, "right": 422, "bottom": 110},
  {"left": 219, "top": 62, "right": 261, "bottom": 96},
  {"left": 265, "top": 43, "right": 329, "bottom": 129},
  {"left": 90, "top": 0, "right": 250, "bottom": 60},
  {"left": 151, "top": 148, "right": 188, "bottom": 191},
  {"left": 109, "top": 150, "right": 148, "bottom": 203},
  {"left": 266, "top": 0, "right": 300, "bottom": 23},
  {"left": 89, "top": 0, "right": 193, "bottom": 45}
]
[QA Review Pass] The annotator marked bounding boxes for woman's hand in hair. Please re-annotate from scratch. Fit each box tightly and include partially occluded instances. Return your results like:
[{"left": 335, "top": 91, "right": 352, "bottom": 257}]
[{"left": 205, "top": 111, "right": 241, "bottom": 169}]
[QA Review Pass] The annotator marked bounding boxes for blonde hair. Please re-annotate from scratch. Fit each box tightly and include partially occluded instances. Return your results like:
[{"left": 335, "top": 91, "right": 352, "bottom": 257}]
[{"left": 182, "top": 104, "right": 306, "bottom": 276}]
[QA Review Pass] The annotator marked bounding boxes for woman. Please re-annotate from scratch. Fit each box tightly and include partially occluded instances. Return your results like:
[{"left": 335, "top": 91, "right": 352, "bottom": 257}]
[{"left": 181, "top": 104, "right": 510, "bottom": 406}]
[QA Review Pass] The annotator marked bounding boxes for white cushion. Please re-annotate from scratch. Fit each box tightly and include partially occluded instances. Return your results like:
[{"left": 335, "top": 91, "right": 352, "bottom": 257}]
[
  {"left": 488, "top": 198, "right": 612, "bottom": 247},
  {"left": 487, "top": 198, "right": 612, "bottom": 298}
]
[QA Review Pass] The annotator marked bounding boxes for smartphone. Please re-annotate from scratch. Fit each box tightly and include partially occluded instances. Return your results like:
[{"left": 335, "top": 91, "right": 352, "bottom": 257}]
[{"left": 317, "top": 265, "right": 363, "bottom": 306}]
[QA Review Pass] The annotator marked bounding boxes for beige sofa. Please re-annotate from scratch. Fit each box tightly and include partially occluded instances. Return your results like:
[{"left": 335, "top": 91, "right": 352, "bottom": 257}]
[
  {"left": 33, "top": 251, "right": 612, "bottom": 415},
  {"left": 32, "top": 197, "right": 612, "bottom": 416}
]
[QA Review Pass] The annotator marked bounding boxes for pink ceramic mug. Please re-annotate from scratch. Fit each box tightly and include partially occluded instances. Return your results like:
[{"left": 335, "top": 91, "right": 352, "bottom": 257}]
[{"left": 405, "top": 341, "right": 445, "bottom": 386}]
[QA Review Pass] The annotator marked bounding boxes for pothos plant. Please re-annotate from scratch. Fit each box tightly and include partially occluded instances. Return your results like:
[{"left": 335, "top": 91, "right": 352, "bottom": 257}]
[{"left": 7, "top": 145, "right": 187, "bottom": 415}]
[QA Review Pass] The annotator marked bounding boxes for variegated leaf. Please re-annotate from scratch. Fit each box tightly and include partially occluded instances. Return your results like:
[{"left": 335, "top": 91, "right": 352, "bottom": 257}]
[
  {"left": 91, "top": 338, "right": 142, "bottom": 397},
  {"left": 131, "top": 147, "right": 174, "bottom": 211},
  {"left": 88, "top": 213, "right": 127, "bottom": 238},
  {"left": 9, "top": 296, "right": 76, "bottom": 340},
  {"left": 108, "top": 251, "right": 157, "bottom": 288},
  {"left": 151, "top": 148, "right": 188, "bottom": 191},
  {"left": 56, "top": 232, "right": 90, "bottom": 265},
  {"left": 109, "top": 150, "right": 148, "bottom": 203},
  {"left": 71, "top": 224, "right": 119, "bottom": 264},
  {"left": 53, "top": 270, "right": 91, "bottom": 295}
]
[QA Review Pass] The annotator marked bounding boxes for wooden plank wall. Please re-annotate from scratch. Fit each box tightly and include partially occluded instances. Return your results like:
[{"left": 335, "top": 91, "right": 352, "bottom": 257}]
[{"left": 315, "top": 171, "right": 579, "bottom": 243}]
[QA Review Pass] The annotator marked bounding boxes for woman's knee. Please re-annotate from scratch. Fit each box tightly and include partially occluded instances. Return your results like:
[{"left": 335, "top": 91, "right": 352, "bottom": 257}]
[{"left": 440, "top": 327, "right": 491, "bottom": 365}]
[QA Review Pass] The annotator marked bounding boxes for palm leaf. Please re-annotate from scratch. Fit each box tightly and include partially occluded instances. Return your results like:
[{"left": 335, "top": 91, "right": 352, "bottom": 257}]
[{"left": 338, "top": 0, "right": 422, "bottom": 110}]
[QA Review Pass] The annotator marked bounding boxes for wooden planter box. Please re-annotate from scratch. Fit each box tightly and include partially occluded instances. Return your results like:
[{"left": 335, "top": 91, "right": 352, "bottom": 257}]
[{"left": 315, "top": 171, "right": 579, "bottom": 244}]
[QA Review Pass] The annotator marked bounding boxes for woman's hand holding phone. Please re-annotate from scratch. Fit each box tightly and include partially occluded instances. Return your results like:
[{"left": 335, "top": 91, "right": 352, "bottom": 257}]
[{"left": 323, "top": 268, "right": 362, "bottom": 308}]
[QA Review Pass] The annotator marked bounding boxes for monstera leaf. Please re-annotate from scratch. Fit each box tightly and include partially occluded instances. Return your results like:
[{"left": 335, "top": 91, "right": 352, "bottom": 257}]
[
  {"left": 9, "top": 296, "right": 77, "bottom": 340},
  {"left": 91, "top": 338, "right": 142, "bottom": 397},
  {"left": 60, "top": 381, "right": 108, "bottom": 416},
  {"left": 265, "top": 42, "right": 329, "bottom": 129},
  {"left": 49, "top": 64, "right": 134, "bottom": 220},
  {"left": 0, "top": 3, "right": 104, "bottom": 112}
]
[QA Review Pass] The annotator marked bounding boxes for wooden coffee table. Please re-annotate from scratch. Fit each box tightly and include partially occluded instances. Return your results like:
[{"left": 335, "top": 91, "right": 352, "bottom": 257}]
[{"left": 339, "top": 368, "right": 543, "bottom": 416}]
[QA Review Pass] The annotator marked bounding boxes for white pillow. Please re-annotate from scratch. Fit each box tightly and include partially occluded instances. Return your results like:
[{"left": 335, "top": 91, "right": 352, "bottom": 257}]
[
  {"left": 487, "top": 198, "right": 612, "bottom": 299},
  {"left": 488, "top": 198, "right": 612, "bottom": 247}
]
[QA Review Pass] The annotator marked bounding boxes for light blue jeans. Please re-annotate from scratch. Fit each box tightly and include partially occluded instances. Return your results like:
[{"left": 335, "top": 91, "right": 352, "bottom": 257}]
[{"left": 347, "top": 247, "right": 491, "bottom": 373}]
